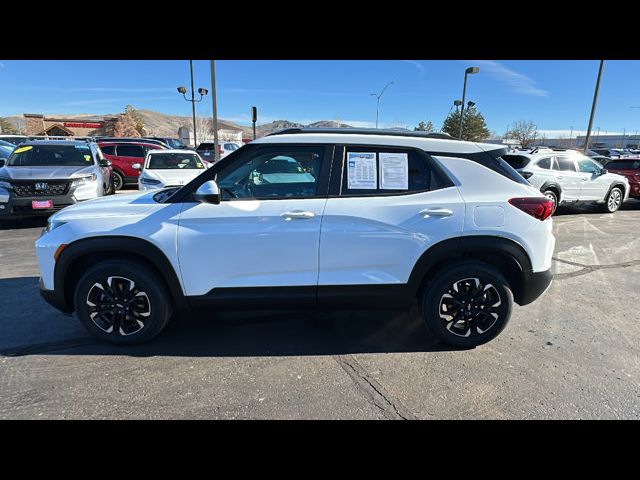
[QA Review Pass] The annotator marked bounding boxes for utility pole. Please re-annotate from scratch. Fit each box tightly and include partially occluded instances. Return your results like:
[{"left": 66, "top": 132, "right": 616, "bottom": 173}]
[
  {"left": 371, "top": 81, "right": 394, "bottom": 129},
  {"left": 209, "top": 60, "right": 220, "bottom": 162},
  {"left": 458, "top": 66, "right": 480, "bottom": 139},
  {"left": 583, "top": 60, "right": 605, "bottom": 154},
  {"left": 569, "top": 126, "right": 574, "bottom": 147}
]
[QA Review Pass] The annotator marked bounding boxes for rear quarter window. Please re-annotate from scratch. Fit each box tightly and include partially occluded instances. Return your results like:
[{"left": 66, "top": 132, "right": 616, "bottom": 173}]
[{"left": 502, "top": 155, "right": 531, "bottom": 170}]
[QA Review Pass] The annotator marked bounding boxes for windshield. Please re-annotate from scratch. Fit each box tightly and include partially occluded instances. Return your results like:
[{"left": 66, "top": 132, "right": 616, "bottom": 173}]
[
  {"left": 170, "top": 139, "right": 186, "bottom": 149},
  {"left": 7, "top": 144, "right": 94, "bottom": 167},
  {"left": 147, "top": 152, "right": 204, "bottom": 170}
]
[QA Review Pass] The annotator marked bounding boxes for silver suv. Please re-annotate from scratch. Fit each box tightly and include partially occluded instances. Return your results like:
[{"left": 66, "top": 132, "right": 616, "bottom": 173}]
[
  {"left": 504, "top": 147, "right": 630, "bottom": 213},
  {"left": 0, "top": 140, "right": 113, "bottom": 222}
]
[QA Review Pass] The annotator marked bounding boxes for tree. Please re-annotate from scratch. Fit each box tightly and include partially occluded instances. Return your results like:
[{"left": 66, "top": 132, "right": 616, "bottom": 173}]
[
  {"left": 505, "top": 120, "right": 538, "bottom": 148},
  {"left": 442, "top": 107, "right": 490, "bottom": 141},
  {"left": 124, "top": 105, "right": 146, "bottom": 136},
  {"left": 414, "top": 120, "right": 434, "bottom": 132},
  {"left": 0, "top": 117, "right": 19, "bottom": 134}
]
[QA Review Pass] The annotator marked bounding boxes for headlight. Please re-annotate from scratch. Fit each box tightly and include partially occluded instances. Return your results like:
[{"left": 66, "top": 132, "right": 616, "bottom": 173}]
[
  {"left": 45, "top": 219, "right": 67, "bottom": 233},
  {"left": 71, "top": 174, "right": 97, "bottom": 187},
  {"left": 140, "top": 177, "right": 162, "bottom": 186}
]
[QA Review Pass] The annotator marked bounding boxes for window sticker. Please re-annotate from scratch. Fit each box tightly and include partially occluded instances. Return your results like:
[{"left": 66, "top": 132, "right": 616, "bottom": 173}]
[
  {"left": 84, "top": 155, "right": 92, "bottom": 162},
  {"left": 347, "top": 152, "right": 377, "bottom": 189},
  {"left": 13, "top": 146, "right": 33, "bottom": 154},
  {"left": 379, "top": 152, "right": 409, "bottom": 190}
]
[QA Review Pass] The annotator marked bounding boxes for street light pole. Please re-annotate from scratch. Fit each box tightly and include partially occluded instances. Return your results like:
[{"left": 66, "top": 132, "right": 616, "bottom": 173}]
[
  {"left": 209, "top": 60, "right": 220, "bottom": 162},
  {"left": 583, "top": 60, "right": 604, "bottom": 154},
  {"left": 177, "top": 61, "right": 208, "bottom": 149},
  {"left": 569, "top": 126, "right": 573, "bottom": 147},
  {"left": 458, "top": 67, "right": 480, "bottom": 140},
  {"left": 371, "top": 81, "right": 394, "bottom": 129}
]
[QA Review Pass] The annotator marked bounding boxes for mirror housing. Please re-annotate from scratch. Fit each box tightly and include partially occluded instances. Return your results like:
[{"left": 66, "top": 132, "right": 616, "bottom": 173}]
[
  {"left": 99, "top": 159, "right": 112, "bottom": 167},
  {"left": 132, "top": 163, "right": 142, "bottom": 171},
  {"left": 194, "top": 180, "right": 220, "bottom": 205},
  {"left": 600, "top": 168, "right": 608, "bottom": 175},
  {"left": 0, "top": 159, "right": 5, "bottom": 168}
]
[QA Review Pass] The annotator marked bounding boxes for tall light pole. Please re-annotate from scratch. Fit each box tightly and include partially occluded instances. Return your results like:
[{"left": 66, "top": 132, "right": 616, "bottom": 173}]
[
  {"left": 177, "top": 60, "right": 208, "bottom": 148},
  {"left": 621, "top": 128, "right": 626, "bottom": 148},
  {"left": 569, "top": 126, "right": 574, "bottom": 148},
  {"left": 583, "top": 60, "right": 604, "bottom": 154},
  {"left": 595, "top": 126, "right": 600, "bottom": 145},
  {"left": 371, "top": 81, "right": 394, "bottom": 129},
  {"left": 209, "top": 60, "right": 220, "bottom": 161},
  {"left": 458, "top": 66, "right": 480, "bottom": 139}
]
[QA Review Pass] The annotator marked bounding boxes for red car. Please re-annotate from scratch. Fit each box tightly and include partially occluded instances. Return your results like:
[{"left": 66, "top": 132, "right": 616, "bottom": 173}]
[
  {"left": 605, "top": 158, "right": 640, "bottom": 199},
  {"left": 97, "top": 141, "right": 165, "bottom": 190}
]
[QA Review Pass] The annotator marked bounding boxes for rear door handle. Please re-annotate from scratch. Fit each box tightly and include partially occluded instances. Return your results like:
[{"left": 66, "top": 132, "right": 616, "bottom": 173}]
[
  {"left": 281, "top": 211, "right": 315, "bottom": 220},
  {"left": 420, "top": 208, "right": 453, "bottom": 218},
  {"left": 556, "top": 175, "right": 564, "bottom": 179}
]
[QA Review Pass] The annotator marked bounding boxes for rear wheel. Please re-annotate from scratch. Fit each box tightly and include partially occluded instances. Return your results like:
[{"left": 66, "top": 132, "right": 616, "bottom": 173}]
[
  {"left": 73, "top": 260, "right": 172, "bottom": 345},
  {"left": 420, "top": 262, "right": 513, "bottom": 348},
  {"left": 604, "top": 187, "right": 623, "bottom": 213},
  {"left": 112, "top": 171, "right": 124, "bottom": 191}
]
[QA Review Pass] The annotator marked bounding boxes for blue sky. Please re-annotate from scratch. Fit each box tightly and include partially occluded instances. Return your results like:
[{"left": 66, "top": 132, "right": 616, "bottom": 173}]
[{"left": 1, "top": 60, "right": 639, "bottom": 137}]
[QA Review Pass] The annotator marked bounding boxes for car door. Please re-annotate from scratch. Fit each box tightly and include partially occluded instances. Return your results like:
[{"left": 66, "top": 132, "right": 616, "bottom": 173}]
[
  {"left": 553, "top": 156, "right": 582, "bottom": 200},
  {"left": 177, "top": 143, "right": 331, "bottom": 302},
  {"left": 576, "top": 156, "right": 608, "bottom": 200},
  {"left": 114, "top": 144, "right": 146, "bottom": 180},
  {"left": 317, "top": 145, "right": 464, "bottom": 305}
]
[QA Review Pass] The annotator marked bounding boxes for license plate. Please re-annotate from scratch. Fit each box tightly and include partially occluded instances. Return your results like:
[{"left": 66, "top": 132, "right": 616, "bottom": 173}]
[{"left": 32, "top": 200, "right": 53, "bottom": 209}]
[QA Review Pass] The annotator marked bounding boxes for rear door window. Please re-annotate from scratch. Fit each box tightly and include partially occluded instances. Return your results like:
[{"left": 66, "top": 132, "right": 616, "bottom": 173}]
[
  {"left": 536, "top": 157, "right": 552, "bottom": 169},
  {"left": 556, "top": 157, "right": 577, "bottom": 171},
  {"left": 116, "top": 145, "right": 144, "bottom": 158},
  {"left": 99, "top": 145, "right": 115, "bottom": 155}
]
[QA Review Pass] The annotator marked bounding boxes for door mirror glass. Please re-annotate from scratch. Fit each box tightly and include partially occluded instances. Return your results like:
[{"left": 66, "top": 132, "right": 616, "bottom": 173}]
[
  {"left": 132, "top": 163, "right": 142, "bottom": 170},
  {"left": 100, "top": 159, "right": 112, "bottom": 167},
  {"left": 194, "top": 180, "right": 220, "bottom": 204},
  {"left": 0, "top": 159, "right": 5, "bottom": 167}
]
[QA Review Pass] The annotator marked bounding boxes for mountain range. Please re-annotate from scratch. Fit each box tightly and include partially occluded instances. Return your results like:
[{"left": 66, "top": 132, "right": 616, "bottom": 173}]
[{"left": 3, "top": 109, "right": 356, "bottom": 138}]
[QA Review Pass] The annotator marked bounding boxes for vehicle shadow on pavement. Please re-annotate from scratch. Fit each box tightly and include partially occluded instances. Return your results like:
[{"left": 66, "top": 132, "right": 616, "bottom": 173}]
[
  {"left": 554, "top": 198, "right": 640, "bottom": 216},
  {"left": 0, "top": 217, "right": 48, "bottom": 230},
  {"left": 0, "top": 276, "right": 462, "bottom": 358}
]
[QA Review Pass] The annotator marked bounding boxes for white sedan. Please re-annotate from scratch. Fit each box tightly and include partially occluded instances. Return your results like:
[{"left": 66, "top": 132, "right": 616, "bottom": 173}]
[{"left": 135, "top": 149, "right": 210, "bottom": 191}]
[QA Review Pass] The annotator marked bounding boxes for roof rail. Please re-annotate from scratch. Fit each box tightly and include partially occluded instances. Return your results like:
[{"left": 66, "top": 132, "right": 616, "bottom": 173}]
[{"left": 266, "top": 127, "right": 460, "bottom": 140}]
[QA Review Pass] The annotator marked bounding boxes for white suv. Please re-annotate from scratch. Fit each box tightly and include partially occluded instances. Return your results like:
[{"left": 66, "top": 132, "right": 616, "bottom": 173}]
[
  {"left": 36, "top": 129, "right": 555, "bottom": 348},
  {"left": 503, "top": 148, "right": 630, "bottom": 213}
]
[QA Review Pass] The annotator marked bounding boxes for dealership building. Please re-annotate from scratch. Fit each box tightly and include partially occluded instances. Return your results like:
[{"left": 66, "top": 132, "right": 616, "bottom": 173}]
[{"left": 23, "top": 113, "right": 125, "bottom": 137}]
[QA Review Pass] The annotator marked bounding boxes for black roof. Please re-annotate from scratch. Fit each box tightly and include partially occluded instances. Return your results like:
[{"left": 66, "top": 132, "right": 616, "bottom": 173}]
[{"left": 266, "top": 128, "right": 458, "bottom": 140}]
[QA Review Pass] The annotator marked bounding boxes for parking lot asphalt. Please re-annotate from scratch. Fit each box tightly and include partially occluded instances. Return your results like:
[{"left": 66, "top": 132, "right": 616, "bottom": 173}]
[{"left": 1, "top": 192, "right": 639, "bottom": 419}]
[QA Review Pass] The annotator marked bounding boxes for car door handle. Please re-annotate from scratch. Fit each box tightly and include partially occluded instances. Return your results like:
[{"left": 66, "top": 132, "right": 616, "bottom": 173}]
[
  {"left": 420, "top": 208, "right": 453, "bottom": 218},
  {"left": 281, "top": 211, "right": 315, "bottom": 220},
  {"left": 556, "top": 175, "right": 564, "bottom": 179}
]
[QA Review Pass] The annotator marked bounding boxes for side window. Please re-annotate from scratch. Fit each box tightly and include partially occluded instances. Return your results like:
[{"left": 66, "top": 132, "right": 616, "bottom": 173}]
[
  {"left": 577, "top": 158, "right": 600, "bottom": 174},
  {"left": 100, "top": 145, "right": 115, "bottom": 155},
  {"left": 556, "top": 157, "right": 576, "bottom": 172},
  {"left": 117, "top": 145, "right": 144, "bottom": 158},
  {"left": 340, "top": 147, "right": 432, "bottom": 196},
  {"left": 536, "top": 157, "right": 552, "bottom": 169},
  {"left": 216, "top": 145, "right": 325, "bottom": 200}
]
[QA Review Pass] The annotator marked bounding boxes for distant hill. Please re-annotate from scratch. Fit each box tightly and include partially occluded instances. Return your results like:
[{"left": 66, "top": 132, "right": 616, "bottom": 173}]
[{"left": 3, "top": 110, "right": 356, "bottom": 138}]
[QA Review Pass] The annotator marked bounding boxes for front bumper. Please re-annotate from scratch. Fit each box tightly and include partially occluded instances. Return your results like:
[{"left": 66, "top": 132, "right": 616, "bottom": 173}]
[
  {"left": 516, "top": 268, "right": 553, "bottom": 306},
  {"left": 0, "top": 190, "right": 76, "bottom": 218},
  {"left": 39, "top": 277, "right": 73, "bottom": 314}
]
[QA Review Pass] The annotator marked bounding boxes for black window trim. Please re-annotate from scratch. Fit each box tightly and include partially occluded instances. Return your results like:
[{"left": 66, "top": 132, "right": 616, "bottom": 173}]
[
  {"left": 328, "top": 143, "right": 454, "bottom": 198},
  {"left": 167, "top": 142, "right": 334, "bottom": 203}
]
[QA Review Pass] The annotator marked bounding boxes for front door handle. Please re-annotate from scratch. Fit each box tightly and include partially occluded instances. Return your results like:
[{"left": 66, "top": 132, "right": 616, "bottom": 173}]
[
  {"left": 420, "top": 208, "right": 453, "bottom": 218},
  {"left": 556, "top": 175, "right": 564, "bottom": 180},
  {"left": 281, "top": 210, "right": 315, "bottom": 220}
]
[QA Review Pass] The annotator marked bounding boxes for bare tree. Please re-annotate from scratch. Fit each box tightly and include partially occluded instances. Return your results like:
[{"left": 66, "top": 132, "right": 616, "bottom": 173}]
[
  {"left": 506, "top": 120, "right": 538, "bottom": 148},
  {"left": 185, "top": 117, "right": 215, "bottom": 146}
]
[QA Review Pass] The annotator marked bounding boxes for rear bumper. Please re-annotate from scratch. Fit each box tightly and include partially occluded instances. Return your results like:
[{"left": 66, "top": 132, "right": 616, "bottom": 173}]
[
  {"left": 39, "top": 277, "right": 73, "bottom": 314},
  {"left": 516, "top": 269, "right": 553, "bottom": 306}
]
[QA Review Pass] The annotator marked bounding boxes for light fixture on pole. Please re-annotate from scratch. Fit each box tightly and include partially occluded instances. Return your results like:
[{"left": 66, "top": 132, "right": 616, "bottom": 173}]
[
  {"left": 371, "top": 81, "right": 394, "bottom": 129},
  {"left": 458, "top": 66, "right": 480, "bottom": 139},
  {"left": 177, "top": 60, "right": 208, "bottom": 148}
]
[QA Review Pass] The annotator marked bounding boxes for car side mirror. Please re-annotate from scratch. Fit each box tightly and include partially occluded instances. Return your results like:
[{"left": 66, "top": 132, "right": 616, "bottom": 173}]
[
  {"left": 99, "top": 159, "right": 112, "bottom": 167},
  {"left": 0, "top": 159, "right": 5, "bottom": 167},
  {"left": 194, "top": 180, "right": 220, "bottom": 205},
  {"left": 599, "top": 168, "right": 607, "bottom": 175},
  {"left": 132, "top": 163, "right": 142, "bottom": 170}
]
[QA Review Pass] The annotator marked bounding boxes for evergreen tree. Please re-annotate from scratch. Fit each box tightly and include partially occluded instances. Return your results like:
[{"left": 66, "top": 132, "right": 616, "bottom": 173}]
[
  {"left": 414, "top": 120, "right": 434, "bottom": 132},
  {"left": 442, "top": 107, "right": 490, "bottom": 141}
]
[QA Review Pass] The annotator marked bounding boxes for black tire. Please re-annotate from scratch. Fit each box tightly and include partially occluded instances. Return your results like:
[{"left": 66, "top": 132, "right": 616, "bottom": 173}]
[
  {"left": 112, "top": 171, "right": 124, "bottom": 191},
  {"left": 106, "top": 174, "right": 115, "bottom": 195},
  {"left": 542, "top": 189, "right": 558, "bottom": 215},
  {"left": 603, "top": 187, "right": 623, "bottom": 213},
  {"left": 73, "top": 260, "right": 172, "bottom": 345},
  {"left": 419, "top": 262, "right": 513, "bottom": 348}
]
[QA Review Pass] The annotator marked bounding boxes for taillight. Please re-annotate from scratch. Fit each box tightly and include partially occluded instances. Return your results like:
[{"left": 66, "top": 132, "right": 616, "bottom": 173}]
[
  {"left": 508, "top": 197, "right": 554, "bottom": 221},
  {"left": 520, "top": 171, "right": 534, "bottom": 179}
]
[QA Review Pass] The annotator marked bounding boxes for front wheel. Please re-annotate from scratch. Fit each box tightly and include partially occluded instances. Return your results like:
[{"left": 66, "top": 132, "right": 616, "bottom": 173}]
[
  {"left": 604, "top": 187, "right": 623, "bottom": 213},
  {"left": 420, "top": 262, "right": 513, "bottom": 348},
  {"left": 542, "top": 189, "right": 558, "bottom": 215},
  {"left": 73, "top": 260, "right": 172, "bottom": 345},
  {"left": 112, "top": 171, "right": 124, "bottom": 191}
]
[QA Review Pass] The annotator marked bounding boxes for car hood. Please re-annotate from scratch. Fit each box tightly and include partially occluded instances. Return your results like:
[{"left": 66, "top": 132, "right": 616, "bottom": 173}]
[
  {"left": 0, "top": 165, "right": 95, "bottom": 180},
  {"left": 49, "top": 190, "right": 159, "bottom": 222},
  {"left": 144, "top": 168, "right": 204, "bottom": 186}
]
